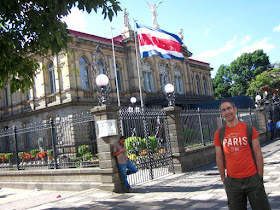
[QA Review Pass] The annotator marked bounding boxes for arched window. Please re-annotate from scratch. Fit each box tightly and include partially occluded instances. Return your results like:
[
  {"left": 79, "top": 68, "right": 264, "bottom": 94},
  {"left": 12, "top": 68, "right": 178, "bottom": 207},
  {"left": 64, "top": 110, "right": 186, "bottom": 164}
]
[
  {"left": 48, "top": 62, "right": 56, "bottom": 94},
  {"left": 159, "top": 63, "right": 169, "bottom": 92},
  {"left": 97, "top": 60, "right": 105, "bottom": 74},
  {"left": 79, "top": 57, "right": 90, "bottom": 89},
  {"left": 142, "top": 61, "right": 154, "bottom": 92},
  {"left": 174, "top": 67, "right": 183, "bottom": 94},
  {"left": 114, "top": 63, "right": 122, "bottom": 91},
  {"left": 196, "top": 75, "right": 200, "bottom": 95},
  {"left": 203, "top": 76, "right": 207, "bottom": 95}
]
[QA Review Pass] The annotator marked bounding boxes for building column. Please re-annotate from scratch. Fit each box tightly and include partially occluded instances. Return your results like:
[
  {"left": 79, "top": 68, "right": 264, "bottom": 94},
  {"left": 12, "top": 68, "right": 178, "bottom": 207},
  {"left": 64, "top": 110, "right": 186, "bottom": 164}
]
[
  {"left": 90, "top": 105, "right": 126, "bottom": 192},
  {"left": 164, "top": 106, "right": 187, "bottom": 173}
]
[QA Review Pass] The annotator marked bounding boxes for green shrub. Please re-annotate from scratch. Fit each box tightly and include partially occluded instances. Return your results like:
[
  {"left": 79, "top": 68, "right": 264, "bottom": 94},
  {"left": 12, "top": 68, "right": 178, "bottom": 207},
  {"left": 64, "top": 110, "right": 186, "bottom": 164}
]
[
  {"left": 125, "top": 136, "right": 145, "bottom": 154},
  {"left": 148, "top": 136, "right": 159, "bottom": 153},
  {"left": 5, "top": 153, "right": 13, "bottom": 160},
  {"left": 78, "top": 145, "right": 89, "bottom": 156},
  {"left": 47, "top": 149, "right": 54, "bottom": 156},
  {"left": 184, "top": 129, "right": 198, "bottom": 146},
  {"left": 30, "top": 149, "right": 40, "bottom": 157},
  {"left": 18, "top": 152, "right": 24, "bottom": 158},
  {"left": 125, "top": 136, "right": 161, "bottom": 154},
  {"left": 83, "top": 152, "right": 93, "bottom": 161}
]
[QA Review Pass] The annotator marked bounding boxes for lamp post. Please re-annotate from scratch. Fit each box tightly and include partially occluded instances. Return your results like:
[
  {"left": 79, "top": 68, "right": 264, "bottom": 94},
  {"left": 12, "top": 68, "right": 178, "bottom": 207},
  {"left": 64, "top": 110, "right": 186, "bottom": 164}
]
[
  {"left": 165, "top": 83, "right": 175, "bottom": 106},
  {"left": 130, "top": 96, "right": 137, "bottom": 105},
  {"left": 96, "top": 74, "right": 110, "bottom": 105},
  {"left": 255, "top": 94, "right": 262, "bottom": 108}
]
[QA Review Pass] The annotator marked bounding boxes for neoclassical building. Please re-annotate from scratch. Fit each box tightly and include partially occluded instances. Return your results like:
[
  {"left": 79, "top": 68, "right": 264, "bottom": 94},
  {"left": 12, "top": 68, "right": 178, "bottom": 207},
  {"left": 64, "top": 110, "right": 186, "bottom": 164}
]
[{"left": 0, "top": 25, "right": 214, "bottom": 129}]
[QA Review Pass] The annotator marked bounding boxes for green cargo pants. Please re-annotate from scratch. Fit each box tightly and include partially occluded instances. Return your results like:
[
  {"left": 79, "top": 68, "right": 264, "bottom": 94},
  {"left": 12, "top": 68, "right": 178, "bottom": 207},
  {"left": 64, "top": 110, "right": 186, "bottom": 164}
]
[{"left": 224, "top": 173, "right": 270, "bottom": 210}]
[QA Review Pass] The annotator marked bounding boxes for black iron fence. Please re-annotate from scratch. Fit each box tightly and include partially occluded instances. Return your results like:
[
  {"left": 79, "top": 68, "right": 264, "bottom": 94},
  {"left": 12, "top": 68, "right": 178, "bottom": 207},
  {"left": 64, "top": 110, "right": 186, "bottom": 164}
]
[
  {"left": 0, "top": 113, "right": 98, "bottom": 170},
  {"left": 181, "top": 108, "right": 263, "bottom": 149},
  {"left": 118, "top": 106, "right": 174, "bottom": 185}
]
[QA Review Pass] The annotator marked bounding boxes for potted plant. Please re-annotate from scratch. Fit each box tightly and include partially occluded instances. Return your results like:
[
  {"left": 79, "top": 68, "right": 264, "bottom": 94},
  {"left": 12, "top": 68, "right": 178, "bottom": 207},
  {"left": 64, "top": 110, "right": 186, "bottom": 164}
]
[
  {"left": 0, "top": 153, "right": 5, "bottom": 163},
  {"left": 19, "top": 152, "right": 32, "bottom": 164},
  {"left": 47, "top": 149, "right": 54, "bottom": 161},
  {"left": 78, "top": 145, "right": 90, "bottom": 161},
  {"left": 5, "top": 153, "right": 13, "bottom": 165},
  {"left": 30, "top": 149, "right": 40, "bottom": 159},
  {"left": 37, "top": 151, "right": 47, "bottom": 164},
  {"left": 78, "top": 145, "right": 90, "bottom": 167}
]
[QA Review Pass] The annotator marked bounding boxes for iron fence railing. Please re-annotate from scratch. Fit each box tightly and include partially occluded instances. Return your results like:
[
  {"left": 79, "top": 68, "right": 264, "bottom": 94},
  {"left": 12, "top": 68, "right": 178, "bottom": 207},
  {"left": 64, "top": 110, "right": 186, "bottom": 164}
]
[
  {"left": 0, "top": 113, "right": 98, "bottom": 170},
  {"left": 181, "top": 108, "right": 263, "bottom": 149},
  {"left": 118, "top": 106, "right": 174, "bottom": 186}
]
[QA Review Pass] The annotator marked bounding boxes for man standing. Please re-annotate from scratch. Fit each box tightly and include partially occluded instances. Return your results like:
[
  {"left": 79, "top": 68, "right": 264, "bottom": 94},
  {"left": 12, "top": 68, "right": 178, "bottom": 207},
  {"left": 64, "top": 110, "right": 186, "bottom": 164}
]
[
  {"left": 214, "top": 100, "right": 270, "bottom": 209},
  {"left": 113, "top": 136, "right": 138, "bottom": 192},
  {"left": 276, "top": 120, "right": 280, "bottom": 138},
  {"left": 267, "top": 119, "right": 274, "bottom": 140}
]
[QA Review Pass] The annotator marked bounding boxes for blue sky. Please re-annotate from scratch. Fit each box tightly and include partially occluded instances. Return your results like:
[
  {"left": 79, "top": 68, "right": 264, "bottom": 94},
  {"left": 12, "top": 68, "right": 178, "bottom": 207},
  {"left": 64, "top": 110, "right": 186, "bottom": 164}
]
[{"left": 62, "top": 0, "right": 280, "bottom": 78}]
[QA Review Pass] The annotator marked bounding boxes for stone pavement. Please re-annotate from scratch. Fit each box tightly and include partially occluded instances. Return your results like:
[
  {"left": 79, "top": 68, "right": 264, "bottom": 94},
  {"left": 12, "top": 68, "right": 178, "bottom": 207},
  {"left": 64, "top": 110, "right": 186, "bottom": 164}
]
[{"left": 1, "top": 139, "right": 280, "bottom": 210}]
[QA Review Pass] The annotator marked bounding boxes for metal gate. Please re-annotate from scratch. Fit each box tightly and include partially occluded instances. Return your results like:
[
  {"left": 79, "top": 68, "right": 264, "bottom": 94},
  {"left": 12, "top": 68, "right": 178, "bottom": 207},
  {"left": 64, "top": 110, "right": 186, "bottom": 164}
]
[{"left": 118, "top": 107, "right": 174, "bottom": 186}]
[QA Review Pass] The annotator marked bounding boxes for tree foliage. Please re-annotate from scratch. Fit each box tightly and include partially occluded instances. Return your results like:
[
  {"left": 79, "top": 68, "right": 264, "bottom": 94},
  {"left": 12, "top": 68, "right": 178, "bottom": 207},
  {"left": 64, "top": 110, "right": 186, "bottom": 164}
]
[
  {"left": 213, "top": 50, "right": 271, "bottom": 99},
  {"left": 212, "top": 65, "right": 231, "bottom": 99},
  {"left": 247, "top": 67, "right": 280, "bottom": 100},
  {"left": 0, "top": 0, "right": 121, "bottom": 93}
]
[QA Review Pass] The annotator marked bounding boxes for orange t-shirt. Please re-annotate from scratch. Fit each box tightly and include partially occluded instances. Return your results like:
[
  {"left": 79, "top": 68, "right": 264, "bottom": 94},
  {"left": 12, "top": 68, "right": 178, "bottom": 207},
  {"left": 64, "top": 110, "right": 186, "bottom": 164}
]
[{"left": 214, "top": 121, "right": 259, "bottom": 178}]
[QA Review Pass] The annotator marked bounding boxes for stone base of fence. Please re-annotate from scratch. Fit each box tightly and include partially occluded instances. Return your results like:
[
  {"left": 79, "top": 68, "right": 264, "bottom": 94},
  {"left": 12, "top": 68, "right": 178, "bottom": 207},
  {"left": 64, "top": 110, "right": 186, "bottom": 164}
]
[
  {"left": 179, "top": 145, "right": 216, "bottom": 172},
  {"left": 0, "top": 168, "right": 107, "bottom": 191}
]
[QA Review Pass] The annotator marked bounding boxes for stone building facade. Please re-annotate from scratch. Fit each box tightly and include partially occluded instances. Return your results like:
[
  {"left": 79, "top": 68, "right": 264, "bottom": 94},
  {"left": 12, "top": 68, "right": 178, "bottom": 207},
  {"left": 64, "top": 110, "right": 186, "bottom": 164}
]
[{"left": 0, "top": 27, "right": 214, "bottom": 130}]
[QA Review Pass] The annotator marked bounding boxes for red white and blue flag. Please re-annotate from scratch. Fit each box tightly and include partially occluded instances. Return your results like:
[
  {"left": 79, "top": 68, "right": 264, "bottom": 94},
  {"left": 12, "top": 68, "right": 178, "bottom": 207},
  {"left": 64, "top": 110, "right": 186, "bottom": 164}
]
[{"left": 136, "top": 23, "right": 184, "bottom": 60}]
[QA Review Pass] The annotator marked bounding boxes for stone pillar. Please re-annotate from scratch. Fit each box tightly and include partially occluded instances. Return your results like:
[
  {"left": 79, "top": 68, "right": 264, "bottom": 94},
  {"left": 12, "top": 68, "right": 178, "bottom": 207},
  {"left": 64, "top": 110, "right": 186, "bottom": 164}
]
[
  {"left": 256, "top": 107, "right": 269, "bottom": 142},
  {"left": 164, "top": 106, "right": 187, "bottom": 173},
  {"left": 90, "top": 105, "right": 126, "bottom": 192}
]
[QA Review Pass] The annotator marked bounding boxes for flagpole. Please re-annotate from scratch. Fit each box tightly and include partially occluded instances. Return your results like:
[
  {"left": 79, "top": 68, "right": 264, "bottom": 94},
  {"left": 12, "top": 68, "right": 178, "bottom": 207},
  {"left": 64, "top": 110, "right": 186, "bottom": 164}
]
[
  {"left": 133, "top": 19, "right": 144, "bottom": 108},
  {"left": 111, "top": 27, "right": 121, "bottom": 107}
]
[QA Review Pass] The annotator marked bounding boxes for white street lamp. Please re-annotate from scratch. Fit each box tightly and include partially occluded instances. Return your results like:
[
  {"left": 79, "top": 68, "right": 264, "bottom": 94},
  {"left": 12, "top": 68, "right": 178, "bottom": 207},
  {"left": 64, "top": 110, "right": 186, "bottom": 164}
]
[
  {"left": 164, "top": 84, "right": 175, "bottom": 106},
  {"left": 96, "top": 74, "right": 109, "bottom": 87},
  {"left": 96, "top": 74, "right": 109, "bottom": 105},
  {"left": 130, "top": 97, "right": 137, "bottom": 104}
]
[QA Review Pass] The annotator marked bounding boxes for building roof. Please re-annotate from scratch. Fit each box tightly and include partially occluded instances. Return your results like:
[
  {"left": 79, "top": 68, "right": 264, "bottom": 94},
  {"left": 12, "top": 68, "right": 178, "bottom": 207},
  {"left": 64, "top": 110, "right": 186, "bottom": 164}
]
[
  {"left": 189, "top": 58, "right": 210, "bottom": 67},
  {"left": 68, "top": 29, "right": 124, "bottom": 46}
]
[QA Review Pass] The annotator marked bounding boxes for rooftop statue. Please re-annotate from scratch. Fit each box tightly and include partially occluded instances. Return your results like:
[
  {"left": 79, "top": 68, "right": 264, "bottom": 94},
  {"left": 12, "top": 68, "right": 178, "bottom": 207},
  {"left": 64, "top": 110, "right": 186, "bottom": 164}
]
[{"left": 147, "top": 1, "right": 163, "bottom": 28}]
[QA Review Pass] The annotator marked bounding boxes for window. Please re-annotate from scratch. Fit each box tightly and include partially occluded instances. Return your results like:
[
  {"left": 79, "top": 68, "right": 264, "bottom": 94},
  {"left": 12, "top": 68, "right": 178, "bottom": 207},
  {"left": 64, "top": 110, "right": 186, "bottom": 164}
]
[
  {"left": 159, "top": 63, "right": 169, "bottom": 92},
  {"left": 114, "top": 63, "right": 122, "bottom": 91},
  {"left": 48, "top": 62, "right": 56, "bottom": 94},
  {"left": 196, "top": 75, "right": 200, "bottom": 95},
  {"left": 142, "top": 61, "right": 154, "bottom": 92},
  {"left": 203, "top": 76, "right": 208, "bottom": 95},
  {"left": 79, "top": 57, "right": 90, "bottom": 89},
  {"left": 97, "top": 60, "right": 105, "bottom": 74},
  {"left": 174, "top": 67, "right": 183, "bottom": 94}
]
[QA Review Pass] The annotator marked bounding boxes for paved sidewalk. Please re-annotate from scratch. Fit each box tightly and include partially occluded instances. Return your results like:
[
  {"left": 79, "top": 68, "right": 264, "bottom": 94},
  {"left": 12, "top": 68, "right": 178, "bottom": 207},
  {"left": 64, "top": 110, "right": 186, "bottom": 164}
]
[{"left": 1, "top": 139, "right": 280, "bottom": 210}]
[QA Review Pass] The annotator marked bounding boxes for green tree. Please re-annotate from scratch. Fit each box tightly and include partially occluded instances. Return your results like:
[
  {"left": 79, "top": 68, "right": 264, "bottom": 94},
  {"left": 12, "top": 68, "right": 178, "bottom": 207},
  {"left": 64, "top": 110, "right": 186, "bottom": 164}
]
[
  {"left": 0, "top": 0, "right": 121, "bottom": 93},
  {"left": 229, "top": 49, "right": 270, "bottom": 96},
  {"left": 212, "top": 64, "right": 232, "bottom": 99},
  {"left": 247, "top": 67, "right": 280, "bottom": 100}
]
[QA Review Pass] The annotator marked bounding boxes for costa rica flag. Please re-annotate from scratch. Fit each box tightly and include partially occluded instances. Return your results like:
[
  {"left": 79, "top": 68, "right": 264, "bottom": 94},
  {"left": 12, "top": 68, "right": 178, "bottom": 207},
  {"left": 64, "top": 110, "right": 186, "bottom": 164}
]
[{"left": 136, "top": 23, "right": 184, "bottom": 60}]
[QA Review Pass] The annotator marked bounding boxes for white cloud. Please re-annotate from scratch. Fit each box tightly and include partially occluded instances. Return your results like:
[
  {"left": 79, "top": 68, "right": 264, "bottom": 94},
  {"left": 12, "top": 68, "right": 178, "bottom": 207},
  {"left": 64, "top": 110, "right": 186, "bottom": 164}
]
[
  {"left": 241, "top": 35, "right": 251, "bottom": 45},
  {"left": 61, "top": 8, "right": 88, "bottom": 32},
  {"left": 273, "top": 24, "right": 280, "bottom": 32},
  {"left": 192, "top": 36, "right": 237, "bottom": 61},
  {"left": 204, "top": 28, "right": 211, "bottom": 37},
  {"left": 233, "top": 38, "right": 275, "bottom": 59}
]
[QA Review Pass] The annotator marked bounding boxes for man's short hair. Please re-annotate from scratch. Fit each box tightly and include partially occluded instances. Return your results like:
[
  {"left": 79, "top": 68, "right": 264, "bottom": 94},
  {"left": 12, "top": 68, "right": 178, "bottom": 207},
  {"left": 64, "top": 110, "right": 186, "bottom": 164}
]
[
  {"left": 119, "top": 136, "right": 126, "bottom": 140},
  {"left": 219, "top": 99, "right": 236, "bottom": 110}
]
